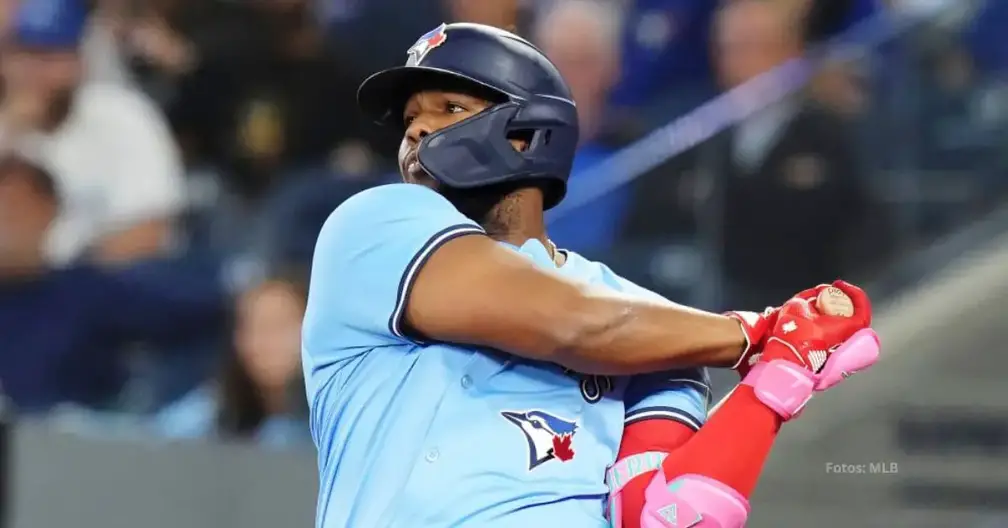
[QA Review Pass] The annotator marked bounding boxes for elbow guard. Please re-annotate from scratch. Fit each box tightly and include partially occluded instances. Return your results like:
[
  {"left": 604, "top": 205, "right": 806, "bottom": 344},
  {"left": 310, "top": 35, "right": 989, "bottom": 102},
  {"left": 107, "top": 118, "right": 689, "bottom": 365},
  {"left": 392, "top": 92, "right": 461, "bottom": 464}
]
[
  {"left": 606, "top": 453, "right": 749, "bottom": 528},
  {"left": 639, "top": 472, "right": 750, "bottom": 528}
]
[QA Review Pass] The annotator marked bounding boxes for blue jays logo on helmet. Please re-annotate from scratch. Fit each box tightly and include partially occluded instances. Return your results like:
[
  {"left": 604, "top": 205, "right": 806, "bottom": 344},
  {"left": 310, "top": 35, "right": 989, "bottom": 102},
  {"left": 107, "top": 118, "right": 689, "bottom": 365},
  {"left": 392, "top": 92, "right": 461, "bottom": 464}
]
[
  {"left": 406, "top": 23, "right": 447, "bottom": 66},
  {"left": 501, "top": 409, "right": 578, "bottom": 470}
]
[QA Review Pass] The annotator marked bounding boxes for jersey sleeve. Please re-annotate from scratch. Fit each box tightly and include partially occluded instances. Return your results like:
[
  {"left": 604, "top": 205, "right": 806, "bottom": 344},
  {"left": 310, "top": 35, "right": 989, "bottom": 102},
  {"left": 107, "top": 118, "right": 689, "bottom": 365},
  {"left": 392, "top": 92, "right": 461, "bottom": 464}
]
[
  {"left": 302, "top": 184, "right": 485, "bottom": 360},
  {"left": 623, "top": 368, "right": 712, "bottom": 431}
]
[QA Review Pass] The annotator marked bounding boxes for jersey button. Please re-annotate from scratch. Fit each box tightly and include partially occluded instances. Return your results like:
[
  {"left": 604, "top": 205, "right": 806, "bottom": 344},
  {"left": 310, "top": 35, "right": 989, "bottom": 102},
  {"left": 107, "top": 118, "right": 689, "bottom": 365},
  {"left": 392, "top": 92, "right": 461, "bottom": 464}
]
[
  {"left": 460, "top": 375, "right": 473, "bottom": 389},
  {"left": 425, "top": 448, "right": 440, "bottom": 463}
]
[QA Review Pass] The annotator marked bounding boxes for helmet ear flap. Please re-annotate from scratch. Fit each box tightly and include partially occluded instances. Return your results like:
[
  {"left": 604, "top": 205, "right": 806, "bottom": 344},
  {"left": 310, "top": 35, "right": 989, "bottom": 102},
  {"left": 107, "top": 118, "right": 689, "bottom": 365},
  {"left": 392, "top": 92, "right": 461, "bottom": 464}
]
[
  {"left": 509, "top": 96, "right": 579, "bottom": 189},
  {"left": 511, "top": 96, "right": 578, "bottom": 151}
]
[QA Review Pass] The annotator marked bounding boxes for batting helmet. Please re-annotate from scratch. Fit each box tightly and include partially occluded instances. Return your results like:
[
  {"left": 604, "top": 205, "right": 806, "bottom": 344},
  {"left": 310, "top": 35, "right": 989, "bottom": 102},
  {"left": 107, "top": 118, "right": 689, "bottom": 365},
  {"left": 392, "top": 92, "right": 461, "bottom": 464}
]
[{"left": 357, "top": 23, "right": 579, "bottom": 209}]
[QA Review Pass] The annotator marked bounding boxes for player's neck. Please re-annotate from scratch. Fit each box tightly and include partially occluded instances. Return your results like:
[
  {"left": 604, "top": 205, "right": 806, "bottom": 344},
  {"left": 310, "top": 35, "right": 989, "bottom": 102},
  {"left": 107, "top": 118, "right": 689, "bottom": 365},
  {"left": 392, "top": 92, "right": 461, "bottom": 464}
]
[{"left": 484, "top": 187, "right": 550, "bottom": 251}]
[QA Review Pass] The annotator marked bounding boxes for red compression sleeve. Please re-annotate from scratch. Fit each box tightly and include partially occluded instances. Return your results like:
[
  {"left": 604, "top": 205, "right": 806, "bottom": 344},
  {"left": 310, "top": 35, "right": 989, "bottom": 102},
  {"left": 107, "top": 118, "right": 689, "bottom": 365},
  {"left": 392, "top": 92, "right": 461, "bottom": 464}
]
[
  {"left": 615, "top": 419, "right": 695, "bottom": 526},
  {"left": 616, "top": 385, "right": 782, "bottom": 528}
]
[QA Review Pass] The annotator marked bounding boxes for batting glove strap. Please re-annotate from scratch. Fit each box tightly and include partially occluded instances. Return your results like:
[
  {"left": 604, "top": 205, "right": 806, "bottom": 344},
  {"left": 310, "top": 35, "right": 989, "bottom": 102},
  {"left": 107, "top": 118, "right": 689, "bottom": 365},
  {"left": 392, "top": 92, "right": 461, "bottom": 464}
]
[{"left": 725, "top": 309, "right": 776, "bottom": 374}]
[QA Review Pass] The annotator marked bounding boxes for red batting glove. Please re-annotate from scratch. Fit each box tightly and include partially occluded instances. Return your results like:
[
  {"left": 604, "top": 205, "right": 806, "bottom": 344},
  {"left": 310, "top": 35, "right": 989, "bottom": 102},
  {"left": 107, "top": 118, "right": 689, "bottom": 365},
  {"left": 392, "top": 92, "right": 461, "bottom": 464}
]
[
  {"left": 725, "top": 307, "right": 779, "bottom": 378},
  {"left": 758, "top": 280, "right": 873, "bottom": 373},
  {"left": 727, "top": 281, "right": 869, "bottom": 376}
]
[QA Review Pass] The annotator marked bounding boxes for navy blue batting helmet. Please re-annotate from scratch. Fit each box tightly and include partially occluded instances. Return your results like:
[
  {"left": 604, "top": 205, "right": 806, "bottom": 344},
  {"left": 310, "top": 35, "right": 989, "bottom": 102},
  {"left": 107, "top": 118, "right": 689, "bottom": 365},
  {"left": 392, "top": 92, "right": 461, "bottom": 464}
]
[{"left": 357, "top": 23, "right": 579, "bottom": 209}]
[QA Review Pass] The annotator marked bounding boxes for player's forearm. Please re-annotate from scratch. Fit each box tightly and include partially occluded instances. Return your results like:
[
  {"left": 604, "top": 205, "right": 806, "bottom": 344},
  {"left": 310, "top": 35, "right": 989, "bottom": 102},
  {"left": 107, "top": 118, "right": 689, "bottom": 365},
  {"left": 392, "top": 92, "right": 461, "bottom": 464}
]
[{"left": 554, "top": 290, "right": 744, "bottom": 375}]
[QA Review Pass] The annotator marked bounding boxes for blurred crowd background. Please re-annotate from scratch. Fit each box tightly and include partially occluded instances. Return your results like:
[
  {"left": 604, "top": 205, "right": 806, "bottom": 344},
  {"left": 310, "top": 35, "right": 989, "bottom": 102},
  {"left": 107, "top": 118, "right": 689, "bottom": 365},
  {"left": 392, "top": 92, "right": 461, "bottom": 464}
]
[{"left": 0, "top": 0, "right": 1005, "bottom": 489}]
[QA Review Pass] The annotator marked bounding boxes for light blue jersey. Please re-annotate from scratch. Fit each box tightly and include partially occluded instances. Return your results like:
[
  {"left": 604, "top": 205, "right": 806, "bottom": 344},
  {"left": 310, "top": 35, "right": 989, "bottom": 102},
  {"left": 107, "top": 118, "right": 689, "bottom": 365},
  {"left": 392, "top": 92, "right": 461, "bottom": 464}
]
[{"left": 302, "top": 183, "right": 711, "bottom": 528}]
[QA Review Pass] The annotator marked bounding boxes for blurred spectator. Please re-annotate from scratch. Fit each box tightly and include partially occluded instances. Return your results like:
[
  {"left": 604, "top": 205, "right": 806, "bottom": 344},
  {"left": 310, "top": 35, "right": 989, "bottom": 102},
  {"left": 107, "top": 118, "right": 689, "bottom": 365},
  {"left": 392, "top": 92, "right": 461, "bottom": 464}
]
[
  {"left": 539, "top": 0, "right": 631, "bottom": 254},
  {"left": 965, "top": 0, "right": 1008, "bottom": 78},
  {"left": 810, "top": 59, "right": 870, "bottom": 118},
  {"left": 709, "top": 0, "right": 875, "bottom": 307},
  {"left": 80, "top": 0, "right": 138, "bottom": 86},
  {"left": 627, "top": 0, "right": 876, "bottom": 307},
  {"left": 0, "top": 152, "right": 55, "bottom": 277},
  {"left": 534, "top": 0, "right": 620, "bottom": 148},
  {"left": 1, "top": 0, "right": 186, "bottom": 266},
  {"left": 0, "top": 0, "right": 17, "bottom": 38},
  {"left": 886, "top": 0, "right": 961, "bottom": 20},
  {"left": 256, "top": 171, "right": 381, "bottom": 264},
  {"left": 448, "top": 0, "right": 519, "bottom": 28},
  {"left": 608, "top": 0, "right": 718, "bottom": 109},
  {"left": 125, "top": 0, "right": 380, "bottom": 192},
  {"left": 0, "top": 150, "right": 226, "bottom": 412},
  {"left": 154, "top": 270, "right": 310, "bottom": 448},
  {"left": 321, "top": 0, "right": 442, "bottom": 85},
  {"left": 323, "top": 0, "right": 522, "bottom": 112},
  {"left": 788, "top": 0, "right": 877, "bottom": 42}
]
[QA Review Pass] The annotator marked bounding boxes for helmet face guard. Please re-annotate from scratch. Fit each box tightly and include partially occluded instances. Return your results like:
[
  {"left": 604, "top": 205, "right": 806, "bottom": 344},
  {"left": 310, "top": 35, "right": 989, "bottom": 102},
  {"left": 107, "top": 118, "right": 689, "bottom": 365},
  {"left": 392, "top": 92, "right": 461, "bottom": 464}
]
[{"left": 357, "top": 23, "right": 579, "bottom": 209}]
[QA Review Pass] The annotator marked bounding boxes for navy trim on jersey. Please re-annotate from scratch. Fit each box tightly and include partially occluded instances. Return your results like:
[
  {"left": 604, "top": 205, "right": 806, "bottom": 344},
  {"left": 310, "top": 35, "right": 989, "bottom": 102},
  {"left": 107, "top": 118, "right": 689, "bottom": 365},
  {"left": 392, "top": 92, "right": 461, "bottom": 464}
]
[
  {"left": 388, "top": 223, "right": 486, "bottom": 340},
  {"left": 673, "top": 376, "right": 713, "bottom": 409},
  {"left": 624, "top": 406, "right": 705, "bottom": 431}
]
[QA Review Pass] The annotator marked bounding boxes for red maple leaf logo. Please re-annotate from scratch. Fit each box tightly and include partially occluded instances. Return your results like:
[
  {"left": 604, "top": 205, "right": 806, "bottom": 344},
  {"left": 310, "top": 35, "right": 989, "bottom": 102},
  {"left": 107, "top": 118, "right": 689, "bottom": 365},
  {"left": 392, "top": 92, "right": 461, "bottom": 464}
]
[
  {"left": 552, "top": 434, "right": 575, "bottom": 462},
  {"left": 427, "top": 32, "right": 446, "bottom": 48}
]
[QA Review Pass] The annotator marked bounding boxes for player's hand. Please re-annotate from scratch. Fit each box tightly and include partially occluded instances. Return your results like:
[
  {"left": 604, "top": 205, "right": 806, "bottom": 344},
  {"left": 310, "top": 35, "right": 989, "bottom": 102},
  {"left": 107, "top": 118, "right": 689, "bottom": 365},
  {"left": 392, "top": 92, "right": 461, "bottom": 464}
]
[
  {"left": 728, "top": 281, "right": 871, "bottom": 377},
  {"left": 758, "top": 280, "right": 873, "bottom": 374},
  {"left": 725, "top": 307, "right": 779, "bottom": 377},
  {"left": 739, "top": 281, "right": 879, "bottom": 421}
]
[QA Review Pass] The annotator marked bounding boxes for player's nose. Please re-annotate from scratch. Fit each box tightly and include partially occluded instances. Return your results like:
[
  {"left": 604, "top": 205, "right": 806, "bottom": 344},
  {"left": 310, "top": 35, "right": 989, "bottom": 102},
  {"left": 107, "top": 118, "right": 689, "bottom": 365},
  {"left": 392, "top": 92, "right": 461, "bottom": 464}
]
[{"left": 405, "top": 117, "right": 433, "bottom": 146}]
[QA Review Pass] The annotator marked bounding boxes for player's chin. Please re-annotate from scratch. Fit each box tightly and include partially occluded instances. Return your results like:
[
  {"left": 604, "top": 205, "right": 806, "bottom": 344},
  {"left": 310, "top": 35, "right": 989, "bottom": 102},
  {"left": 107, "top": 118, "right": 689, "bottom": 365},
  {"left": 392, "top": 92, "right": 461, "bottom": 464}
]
[{"left": 403, "top": 170, "right": 439, "bottom": 190}]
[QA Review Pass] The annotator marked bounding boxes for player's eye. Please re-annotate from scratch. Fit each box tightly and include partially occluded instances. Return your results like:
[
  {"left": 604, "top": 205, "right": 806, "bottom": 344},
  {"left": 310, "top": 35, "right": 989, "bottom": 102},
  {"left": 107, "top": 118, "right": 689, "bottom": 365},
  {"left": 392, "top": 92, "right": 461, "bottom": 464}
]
[
  {"left": 446, "top": 103, "right": 466, "bottom": 115},
  {"left": 403, "top": 115, "right": 416, "bottom": 127}
]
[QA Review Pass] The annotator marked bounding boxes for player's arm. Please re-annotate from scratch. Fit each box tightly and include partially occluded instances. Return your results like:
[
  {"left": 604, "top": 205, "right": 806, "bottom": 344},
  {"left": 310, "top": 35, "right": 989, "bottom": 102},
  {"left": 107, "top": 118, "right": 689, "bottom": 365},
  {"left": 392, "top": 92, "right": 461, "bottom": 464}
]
[
  {"left": 607, "top": 369, "right": 708, "bottom": 526},
  {"left": 611, "top": 386, "right": 773, "bottom": 528},
  {"left": 407, "top": 228, "right": 745, "bottom": 375},
  {"left": 611, "top": 290, "right": 879, "bottom": 528},
  {"left": 310, "top": 183, "right": 755, "bottom": 376},
  {"left": 611, "top": 363, "right": 774, "bottom": 528}
]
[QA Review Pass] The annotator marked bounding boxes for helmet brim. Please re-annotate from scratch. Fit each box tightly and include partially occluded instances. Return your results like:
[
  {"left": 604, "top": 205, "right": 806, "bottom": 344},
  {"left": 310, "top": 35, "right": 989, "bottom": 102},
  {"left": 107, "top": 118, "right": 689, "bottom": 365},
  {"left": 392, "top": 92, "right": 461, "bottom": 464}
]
[{"left": 357, "top": 66, "right": 509, "bottom": 126}]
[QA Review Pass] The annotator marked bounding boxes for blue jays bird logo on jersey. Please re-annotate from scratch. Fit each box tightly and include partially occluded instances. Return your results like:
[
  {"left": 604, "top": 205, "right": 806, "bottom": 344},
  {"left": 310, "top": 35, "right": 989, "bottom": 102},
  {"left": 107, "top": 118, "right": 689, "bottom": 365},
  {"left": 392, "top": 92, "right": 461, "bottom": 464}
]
[
  {"left": 501, "top": 410, "right": 578, "bottom": 470},
  {"left": 406, "top": 23, "right": 448, "bottom": 66}
]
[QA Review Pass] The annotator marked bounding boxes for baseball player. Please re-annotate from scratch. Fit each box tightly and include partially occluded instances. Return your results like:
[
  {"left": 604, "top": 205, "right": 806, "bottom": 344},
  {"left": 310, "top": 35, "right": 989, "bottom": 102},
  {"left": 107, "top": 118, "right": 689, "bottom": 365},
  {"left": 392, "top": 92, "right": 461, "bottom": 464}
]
[{"left": 302, "top": 23, "right": 876, "bottom": 528}]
